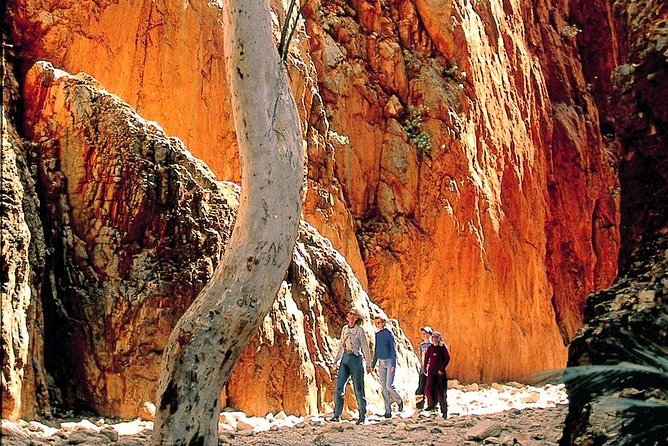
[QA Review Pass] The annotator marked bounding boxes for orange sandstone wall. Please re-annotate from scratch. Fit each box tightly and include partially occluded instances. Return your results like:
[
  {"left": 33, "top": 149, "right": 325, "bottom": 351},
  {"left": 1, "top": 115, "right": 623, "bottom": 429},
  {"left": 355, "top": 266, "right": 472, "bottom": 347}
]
[
  {"left": 303, "top": 0, "right": 619, "bottom": 380},
  {"left": 9, "top": 0, "right": 620, "bottom": 383},
  {"left": 7, "top": 0, "right": 369, "bottom": 285},
  {"left": 9, "top": 0, "right": 236, "bottom": 179}
]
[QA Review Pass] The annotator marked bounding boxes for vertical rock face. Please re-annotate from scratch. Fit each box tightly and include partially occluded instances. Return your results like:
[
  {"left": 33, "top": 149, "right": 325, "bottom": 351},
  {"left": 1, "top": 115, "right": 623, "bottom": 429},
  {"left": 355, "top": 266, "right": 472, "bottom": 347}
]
[
  {"left": 6, "top": 0, "right": 623, "bottom": 385},
  {"left": 6, "top": 0, "right": 370, "bottom": 286},
  {"left": 18, "top": 62, "right": 418, "bottom": 418},
  {"left": 21, "top": 61, "right": 232, "bottom": 417},
  {"left": 304, "top": 0, "right": 620, "bottom": 380},
  {"left": 524, "top": 0, "right": 622, "bottom": 343},
  {"left": 607, "top": 0, "right": 668, "bottom": 265},
  {"left": 7, "top": 0, "right": 236, "bottom": 179},
  {"left": 1, "top": 51, "right": 48, "bottom": 420},
  {"left": 561, "top": 0, "right": 667, "bottom": 443}
]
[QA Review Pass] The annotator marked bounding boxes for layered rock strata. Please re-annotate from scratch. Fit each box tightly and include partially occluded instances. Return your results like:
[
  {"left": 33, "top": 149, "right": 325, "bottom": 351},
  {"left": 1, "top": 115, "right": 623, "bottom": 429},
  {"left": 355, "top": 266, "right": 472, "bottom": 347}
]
[
  {"left": 6, "top": 0, "right": 369, "bottom": 287},
  {"left": 304, "top": 0, "right": 620, "bottom": 380},
  {"left": 18, "top": 61, "right": 418, "bottom": 418}
]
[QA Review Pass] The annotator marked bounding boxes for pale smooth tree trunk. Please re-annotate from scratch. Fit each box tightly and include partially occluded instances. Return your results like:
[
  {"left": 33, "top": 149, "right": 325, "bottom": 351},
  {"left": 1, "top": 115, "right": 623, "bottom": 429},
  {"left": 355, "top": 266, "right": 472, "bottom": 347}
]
[{"left": 151, "top": 1, "right": 304, "bottom": 444}]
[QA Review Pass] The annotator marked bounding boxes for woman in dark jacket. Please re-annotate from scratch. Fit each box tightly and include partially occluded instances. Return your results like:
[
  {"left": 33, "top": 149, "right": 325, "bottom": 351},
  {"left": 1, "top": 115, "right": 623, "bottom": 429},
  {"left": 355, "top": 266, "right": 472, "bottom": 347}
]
[{"left": 423, "top": 331, "right": 450, "bottom": 418}]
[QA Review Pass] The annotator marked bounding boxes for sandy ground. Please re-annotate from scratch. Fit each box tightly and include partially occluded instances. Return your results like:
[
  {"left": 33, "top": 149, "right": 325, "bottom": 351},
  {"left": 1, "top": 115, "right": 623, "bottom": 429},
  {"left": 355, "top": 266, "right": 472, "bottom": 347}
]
[
  {"left": 1, "top": 383, "right": 568, "bottom": 445},
  {"left": 219, "top": 406, "right": 567, "bottom": 445}
]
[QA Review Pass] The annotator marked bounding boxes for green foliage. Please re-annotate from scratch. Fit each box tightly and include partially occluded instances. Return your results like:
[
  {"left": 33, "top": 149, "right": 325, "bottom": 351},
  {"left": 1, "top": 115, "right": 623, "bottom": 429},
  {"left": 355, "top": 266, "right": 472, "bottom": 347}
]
[
  {"left": 563, "top": 349, "right": 668, "bottom": 445},
  {"left": 561, "top": 23, "right": 582, "bottom": 39},
  {"left": 402, "top": 106, "right": 432, "bottom": 157},
  {"left": 412, "top": 132, "right": 432, "bottom": 157},
  {"left": 443, "top": 65, "right": 459, "bottom": 79},
  {"left": 402, "top": 50, "right": 421, "bottom": 73}
]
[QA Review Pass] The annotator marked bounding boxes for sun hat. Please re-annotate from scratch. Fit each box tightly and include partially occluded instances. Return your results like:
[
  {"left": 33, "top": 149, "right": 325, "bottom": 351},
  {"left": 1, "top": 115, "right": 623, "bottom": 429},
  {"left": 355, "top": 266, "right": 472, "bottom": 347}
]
[
  {"left": 347, "top": 308, "right": 365, "bottom": 322},
  {"left": 431, "top": 331, "right": 443, "bottom": 340},
  {"left": 420, "top": 326, "right": 433, "bottom": 334}
]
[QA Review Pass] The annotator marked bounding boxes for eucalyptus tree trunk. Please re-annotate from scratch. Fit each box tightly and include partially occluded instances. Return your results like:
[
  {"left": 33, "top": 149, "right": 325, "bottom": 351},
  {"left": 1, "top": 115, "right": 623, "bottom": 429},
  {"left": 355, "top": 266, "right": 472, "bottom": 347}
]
[{"left": 151, "top": 1, "right": 304, "bottom": 444}]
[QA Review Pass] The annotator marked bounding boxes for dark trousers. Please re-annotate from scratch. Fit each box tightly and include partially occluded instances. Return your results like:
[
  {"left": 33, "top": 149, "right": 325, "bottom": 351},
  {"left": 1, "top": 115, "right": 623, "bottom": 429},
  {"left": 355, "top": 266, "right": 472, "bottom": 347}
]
[
  {"left": 415, "top": 372, "right": 427, "bottom": 408},
  {"left": 334, "top": 353, "right": 366, "bottom": 419},
  {"left": 425, "top": 373, "right": 448, "bottom": 416}
]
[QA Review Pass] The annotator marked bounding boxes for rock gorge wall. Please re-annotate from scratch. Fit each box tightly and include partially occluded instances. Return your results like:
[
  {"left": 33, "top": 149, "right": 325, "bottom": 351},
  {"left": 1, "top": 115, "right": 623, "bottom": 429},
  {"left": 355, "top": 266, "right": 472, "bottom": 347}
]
[
  {"left": 7, "top": 0, "right": 661, "bottom": 419},
  {"left": 7, "top": 61, "right": 419, "bottom": 419},
  {"left": 307, "top": 0, "right": 619, "bottom": 381},
  {"left": 6, "top": 0, "right": 370, "bottom": 287},
  {"left": 561, "top": 233, "right": 667, "bottom": 445},
  {"left": 608, "top": 0, "right": 667, "bottom": 264},
  {"left": 0, "top": 54, "right": 49, "bottom": 420},
  {"left": 561, "top": 1, "right": 667, "bottom": 443},
  {"left": 7, "top": 0, "right": 623, "bottom": 385}
]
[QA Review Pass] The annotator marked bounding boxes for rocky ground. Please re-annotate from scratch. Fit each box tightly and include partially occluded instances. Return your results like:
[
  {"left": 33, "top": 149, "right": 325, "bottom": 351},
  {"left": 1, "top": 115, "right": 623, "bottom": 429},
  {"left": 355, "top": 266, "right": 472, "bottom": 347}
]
[{"left": 1, "top": 383, "right": 568, "bottom": 445}]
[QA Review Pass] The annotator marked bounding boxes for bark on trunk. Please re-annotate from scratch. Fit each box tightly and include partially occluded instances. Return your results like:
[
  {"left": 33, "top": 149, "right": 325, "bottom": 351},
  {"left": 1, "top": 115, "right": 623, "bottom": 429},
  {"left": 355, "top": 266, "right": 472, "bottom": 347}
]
[{"left": 151, "top": 1, "right": 304, "bottom": 444}]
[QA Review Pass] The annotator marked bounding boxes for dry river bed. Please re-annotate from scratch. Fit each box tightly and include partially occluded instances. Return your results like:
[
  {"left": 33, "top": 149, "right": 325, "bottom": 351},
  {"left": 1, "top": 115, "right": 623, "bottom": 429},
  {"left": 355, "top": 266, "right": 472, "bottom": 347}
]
[{"left": 1, "top": 382, "right": 568, "bottom": 445}]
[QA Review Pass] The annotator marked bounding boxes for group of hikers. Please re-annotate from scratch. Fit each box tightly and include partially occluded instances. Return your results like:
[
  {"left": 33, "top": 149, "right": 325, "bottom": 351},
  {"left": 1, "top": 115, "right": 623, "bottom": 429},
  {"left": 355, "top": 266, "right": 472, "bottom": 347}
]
[{"left": 329, "top": 308, "right": 450, "bottom": 424}]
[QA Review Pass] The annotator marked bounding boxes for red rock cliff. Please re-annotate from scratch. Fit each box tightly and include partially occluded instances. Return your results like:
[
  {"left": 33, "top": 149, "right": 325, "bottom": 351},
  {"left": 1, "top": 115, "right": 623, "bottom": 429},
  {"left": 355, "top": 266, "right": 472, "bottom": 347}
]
[
  {"left": 11, "top": 61, "right": 419, "bottom": 419},
  {"left": 6, "top": 0, "right": 623, "bottom": 404},
  {"left": 302, "top": 0, "right": 620, "bottom": 380}
]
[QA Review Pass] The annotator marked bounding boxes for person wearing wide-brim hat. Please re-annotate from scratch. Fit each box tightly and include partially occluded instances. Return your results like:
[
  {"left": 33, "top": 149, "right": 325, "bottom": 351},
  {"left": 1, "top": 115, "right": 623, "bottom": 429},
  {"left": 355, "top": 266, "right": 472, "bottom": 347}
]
[{"left": 330, "top": 307, "right": 372, "bottom": 424}]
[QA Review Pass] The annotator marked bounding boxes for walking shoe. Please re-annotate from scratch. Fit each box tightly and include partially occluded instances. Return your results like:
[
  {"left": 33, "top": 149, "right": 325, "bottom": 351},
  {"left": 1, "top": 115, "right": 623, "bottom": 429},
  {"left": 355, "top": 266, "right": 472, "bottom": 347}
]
[
  {"left": 328, "top": 416, "right": 340, "bottom": 422},
  {"left": 397, "top": 400, "right": 404, "bottom": 412},
  {"left": 383, "top": 412, "right": 392, "bottom": 418},
  {"left": 355, "top": 417, "right": 365, "bottom": 425}
]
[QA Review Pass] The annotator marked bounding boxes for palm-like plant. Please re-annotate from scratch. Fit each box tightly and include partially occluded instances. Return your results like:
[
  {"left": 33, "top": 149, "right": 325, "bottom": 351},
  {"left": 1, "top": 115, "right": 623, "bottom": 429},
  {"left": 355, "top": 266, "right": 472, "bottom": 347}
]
[
  {"left": 545, "top": 324, "right": 668, "bottom": 446},
  {"left": 563, "top": 351, "right": 667, "bottom": 444},
  {"left": 551, "top": 228, "right": 668, "bottom": 446}
]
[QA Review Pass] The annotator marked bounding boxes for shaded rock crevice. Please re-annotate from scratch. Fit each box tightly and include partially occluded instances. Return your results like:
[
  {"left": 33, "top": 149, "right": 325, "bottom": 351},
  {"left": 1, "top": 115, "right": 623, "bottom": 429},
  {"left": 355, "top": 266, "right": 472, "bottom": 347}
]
[
  {"left": 1, "top": 44, "right": 49, "bottom": 419},
  {"left": 561, "top": 232, "right": 667, "bottom": 445},
  {"left": 560, "top": 0, "right": 667, "bottom": 442}
]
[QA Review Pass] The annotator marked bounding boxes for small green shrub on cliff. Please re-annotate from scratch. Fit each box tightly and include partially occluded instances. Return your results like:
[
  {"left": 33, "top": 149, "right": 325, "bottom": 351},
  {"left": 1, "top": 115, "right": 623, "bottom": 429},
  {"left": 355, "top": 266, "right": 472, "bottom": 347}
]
[
  {"left": 402, "top": 106, "right": 432, "bottom": 158},
  {"left": 562, "top": 24, "right": 581, "bottom": 39}
]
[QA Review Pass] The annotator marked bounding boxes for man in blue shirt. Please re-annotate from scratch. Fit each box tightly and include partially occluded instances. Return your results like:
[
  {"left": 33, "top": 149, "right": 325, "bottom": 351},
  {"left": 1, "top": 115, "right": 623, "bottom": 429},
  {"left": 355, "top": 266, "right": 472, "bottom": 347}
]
[{"left": 371, "top": 315, "right": 404, "bottom": 418}]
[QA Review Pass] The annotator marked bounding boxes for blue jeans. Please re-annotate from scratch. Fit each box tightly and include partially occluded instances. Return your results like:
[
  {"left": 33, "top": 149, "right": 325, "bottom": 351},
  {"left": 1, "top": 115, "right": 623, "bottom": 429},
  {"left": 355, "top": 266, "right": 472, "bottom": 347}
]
[
  {"left": 334, "top": 353, "right": 366, "bottom": 419},
  {"left": 378, "top": 359, "right": 402, "bottom": 413}
]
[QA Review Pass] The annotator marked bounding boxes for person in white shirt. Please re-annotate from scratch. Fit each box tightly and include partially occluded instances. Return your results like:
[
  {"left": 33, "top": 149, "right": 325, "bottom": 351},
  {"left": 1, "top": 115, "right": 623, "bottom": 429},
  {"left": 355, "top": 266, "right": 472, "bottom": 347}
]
[
  {"left": 331, "top": 307, "right": 372, "bottom": 424},
  {"left": 415, "top": 326, "right": 433, "bottom": 409}
]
